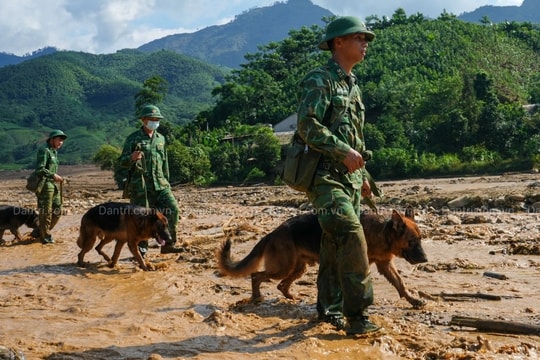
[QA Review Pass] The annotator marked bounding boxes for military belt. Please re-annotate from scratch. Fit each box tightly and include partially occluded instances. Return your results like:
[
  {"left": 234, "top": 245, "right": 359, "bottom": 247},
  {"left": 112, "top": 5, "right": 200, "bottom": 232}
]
[{"left": 318, "top": 161, "right": 347, "bottom": 174}]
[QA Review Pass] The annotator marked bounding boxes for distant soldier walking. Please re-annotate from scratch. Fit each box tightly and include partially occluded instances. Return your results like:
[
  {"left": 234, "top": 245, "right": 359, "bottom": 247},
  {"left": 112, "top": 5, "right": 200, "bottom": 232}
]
[{"left": 33, "top": 130, "right": 67, "bottom": 244}]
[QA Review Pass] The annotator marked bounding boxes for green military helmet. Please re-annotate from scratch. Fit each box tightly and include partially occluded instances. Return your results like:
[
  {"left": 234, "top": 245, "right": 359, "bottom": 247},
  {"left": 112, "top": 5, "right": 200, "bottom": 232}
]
[
  {"left": 139, "top": 104, "right": 164, "bottom": 119},
  {"left": 319, "top": 16, "right": 375, "bottom": 50},
  {"left": 47, "top": 129, "right": 67, "bottom": 141}
]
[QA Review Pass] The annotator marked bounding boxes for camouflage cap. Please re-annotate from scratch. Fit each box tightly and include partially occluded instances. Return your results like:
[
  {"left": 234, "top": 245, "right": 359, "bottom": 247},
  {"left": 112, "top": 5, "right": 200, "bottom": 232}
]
[
  {"left": 47, "top": 129, "right": 67, "bottom": 141},
  {"left": 139, "top": 104, "right": 164, "bottom": 119},
  {"left": 319, "top": 16, "right": 375, "bottom": 50}
]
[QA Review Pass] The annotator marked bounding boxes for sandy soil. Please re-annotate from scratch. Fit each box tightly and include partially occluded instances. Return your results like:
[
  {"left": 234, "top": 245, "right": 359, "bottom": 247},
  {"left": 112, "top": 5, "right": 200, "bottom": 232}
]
[{"left": 1, "top": 165, "right": 539, "bottom": 360}]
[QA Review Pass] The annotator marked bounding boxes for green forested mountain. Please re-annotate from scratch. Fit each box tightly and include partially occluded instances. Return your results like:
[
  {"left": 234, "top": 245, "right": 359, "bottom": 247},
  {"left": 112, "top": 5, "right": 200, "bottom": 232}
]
[
  {"left": 2, "top": 0, "right": 539, "bottom": 71},
  {"left": 199, "top": 12, "right": 540, "bottom": 180},
  {"left": 0, "top": 50, "right": 228, "bottom": 168},
  {"left": 204, "top": 14, "right": 540, "bottom": 126},
  {"left": 137, "top": 0, "right": 332, "bottom": 68},
  {"left": 0, "top": 47, "right": 58, "bottom": 67},
  {"left": 1, "top": 9, "right": 539, "bottom": 183},
  {"left": 458, "top": 0, "right": 539, "bottom": 23}
]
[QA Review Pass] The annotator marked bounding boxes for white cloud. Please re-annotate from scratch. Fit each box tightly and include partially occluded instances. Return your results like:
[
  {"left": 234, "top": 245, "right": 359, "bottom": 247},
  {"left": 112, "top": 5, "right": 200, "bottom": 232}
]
[{"left": 0, "top": 0, "right": 526, "bottom": 56}]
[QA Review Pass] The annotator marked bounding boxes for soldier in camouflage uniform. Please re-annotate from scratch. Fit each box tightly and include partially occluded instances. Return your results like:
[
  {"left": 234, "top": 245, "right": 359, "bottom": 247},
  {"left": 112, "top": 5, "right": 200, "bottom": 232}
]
[
  {"left": 34, "top": 130, "right": 67, "bottom": 244},
  {"left": 296, "top": 16, "right": 380, "bottom": 335},
  {"left": 119, "top": 104, "right": 183, "bottom": 255}
]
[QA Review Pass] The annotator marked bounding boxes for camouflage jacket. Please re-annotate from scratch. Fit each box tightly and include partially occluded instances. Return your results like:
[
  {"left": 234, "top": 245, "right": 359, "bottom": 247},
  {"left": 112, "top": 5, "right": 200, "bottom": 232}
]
[
  {"left": 296, "top": 58, "right": 367, "bottom": 186},
  {"left": 119, "top": 128, "right": 171, "bottom": 191},
  {"left": 35, "top": 146, "right": 58, "bottom": 182}
]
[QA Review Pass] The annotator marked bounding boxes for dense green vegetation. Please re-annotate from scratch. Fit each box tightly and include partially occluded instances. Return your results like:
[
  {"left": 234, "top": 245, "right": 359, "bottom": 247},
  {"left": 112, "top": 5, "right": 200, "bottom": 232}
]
[
  {"left": 0, "top": 50, "right": 228, "bottom": 168},
  {"left": 194, "top": 11, "right": 540, "bottom": 182},
  {"left": 3, "top": 9, "right": 540, "bottom": 186}
]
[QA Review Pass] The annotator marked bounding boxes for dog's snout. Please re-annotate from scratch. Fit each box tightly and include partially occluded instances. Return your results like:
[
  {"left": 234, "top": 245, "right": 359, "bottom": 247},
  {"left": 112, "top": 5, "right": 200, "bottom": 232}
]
[{"left": 403, "top": 245, "right": 428, "bottom": 265}]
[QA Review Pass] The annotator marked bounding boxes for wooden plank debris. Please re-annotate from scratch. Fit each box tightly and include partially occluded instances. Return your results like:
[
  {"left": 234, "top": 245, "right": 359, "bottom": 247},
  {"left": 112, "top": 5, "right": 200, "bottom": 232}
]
[{"left": 450, "top": 316, "right": 540, "bottom": 335}]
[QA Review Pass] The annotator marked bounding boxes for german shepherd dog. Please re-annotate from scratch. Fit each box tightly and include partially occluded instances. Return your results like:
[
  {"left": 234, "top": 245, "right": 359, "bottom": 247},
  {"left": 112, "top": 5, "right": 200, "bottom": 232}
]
[
  {"left": 0, "top": 205, "right": 39, "bottom": 243},
  {"left": 217, "top": 208, "right": 428, "bottom": 307},
  {"left": 77, "top": 202, "right": 171, "bottom": 271}
]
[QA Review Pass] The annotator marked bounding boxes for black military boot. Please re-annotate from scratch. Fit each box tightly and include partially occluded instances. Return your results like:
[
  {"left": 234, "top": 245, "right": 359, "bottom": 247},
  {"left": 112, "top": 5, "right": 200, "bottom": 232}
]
[
  {"left": 344, "top": 316, "right": 381, "bottom": 335},
  {"left": 42, "top": 235, "right": 55, "bottom": 244},
  {"left": 160, "top": 243, "right": 185, "bottom": 254}
]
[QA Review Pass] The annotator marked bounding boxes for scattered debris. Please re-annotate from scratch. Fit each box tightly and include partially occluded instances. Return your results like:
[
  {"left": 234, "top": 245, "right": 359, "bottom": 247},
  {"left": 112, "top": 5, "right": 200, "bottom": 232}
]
[{"left": 450, "top": 316, "right": 540, "bottom": 335}]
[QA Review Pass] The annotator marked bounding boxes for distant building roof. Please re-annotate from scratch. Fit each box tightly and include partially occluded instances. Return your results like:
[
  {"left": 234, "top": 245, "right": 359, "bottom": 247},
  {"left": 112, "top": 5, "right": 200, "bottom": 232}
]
[
  {"left": 523, "top": 104, "right": 539, "bottom": 113},
  {"left": 273, "top": 113, "right": 297, "bottom": 133},
  {"left": 275, "top": 131, "right": 294, "bottom": 146}
]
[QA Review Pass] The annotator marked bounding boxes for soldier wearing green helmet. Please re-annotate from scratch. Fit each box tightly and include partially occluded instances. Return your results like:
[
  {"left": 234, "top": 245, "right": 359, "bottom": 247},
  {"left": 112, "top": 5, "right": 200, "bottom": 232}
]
[
  {"left": 318, "top": 16, "right": 375, "bottom": 50},
  {"left": 138, "top": 104, "right": 164, "bottom": 119},
  {"left": 33, "top": 129, "right": 68, "bottom": 244},
  {"left": 296, "top": 16, "right": 380, "bottom": 335},
  {"left": 119, "top": 104, "right": 183, "bottom": 256}
]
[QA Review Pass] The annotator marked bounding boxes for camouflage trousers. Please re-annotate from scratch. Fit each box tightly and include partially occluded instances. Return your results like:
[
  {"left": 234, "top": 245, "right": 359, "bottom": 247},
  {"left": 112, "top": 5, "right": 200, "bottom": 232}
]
[
  {"left": 307, "top": 182, "right": 373, "bottom": 320},
  {"left": 130, "top": 185, "right": 179, "bottom": 247},
  {"left": 36, "top": 181, "right": 62, "bottom": 240}
]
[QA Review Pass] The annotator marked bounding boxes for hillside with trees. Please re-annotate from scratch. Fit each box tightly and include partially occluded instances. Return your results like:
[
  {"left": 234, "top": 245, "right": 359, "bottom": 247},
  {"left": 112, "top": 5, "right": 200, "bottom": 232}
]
[
  {"left": 0, "top": 50, "right": 227, "bottom": 167},
  {"left": 1, "top": 9, "right": 540, "bottom": 186},
  {"left": 458, "top": 0, "right": 539, "bottom": 23},
  {"left": 137, "top": 0, "right": 332, "bottom": 68},
  {"left": 180, "top": 10, "right": 540, "bottom": 183}
]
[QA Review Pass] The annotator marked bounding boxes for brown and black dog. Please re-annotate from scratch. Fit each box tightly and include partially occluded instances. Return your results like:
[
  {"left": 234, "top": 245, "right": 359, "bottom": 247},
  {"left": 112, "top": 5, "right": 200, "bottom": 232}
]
[
  {"left": 0, "top": 205, "right": 39, "bottom": 244},
  {"left": 217, "top": 208, "right": 428, "bottom": 307},
  {"left": 77, "top": 202, "right": 171, "bottom": 271}
]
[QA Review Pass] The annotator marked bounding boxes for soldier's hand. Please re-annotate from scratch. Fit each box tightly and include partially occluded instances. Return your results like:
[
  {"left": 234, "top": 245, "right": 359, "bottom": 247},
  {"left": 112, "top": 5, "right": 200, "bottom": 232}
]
[
  {"left": 361, "top": 179, "right": 372, "bottom": 198},
  {"left": 131, "top": 151, "right": 142, "bottom": 161},
  {"left": 342, "top": 149, "right": 365, "bottom": 173}
]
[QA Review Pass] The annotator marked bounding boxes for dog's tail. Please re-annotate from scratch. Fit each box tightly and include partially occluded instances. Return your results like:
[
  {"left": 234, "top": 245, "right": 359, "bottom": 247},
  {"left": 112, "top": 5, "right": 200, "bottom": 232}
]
[{"left": 217, "top": 235, "right": 269, "bottom": 277}]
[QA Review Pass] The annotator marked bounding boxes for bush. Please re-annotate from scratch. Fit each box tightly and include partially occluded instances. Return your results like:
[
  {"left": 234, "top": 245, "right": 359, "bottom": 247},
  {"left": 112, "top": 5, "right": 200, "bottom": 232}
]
[
  {"left": 167, "top": 142, "right": 213, "bottom": 185},
  {"left": 369, "top": 147, "right": 415, "bottom": 179},
  {"left": 243, "top": 167, "right": 266, "bottom": 184}
]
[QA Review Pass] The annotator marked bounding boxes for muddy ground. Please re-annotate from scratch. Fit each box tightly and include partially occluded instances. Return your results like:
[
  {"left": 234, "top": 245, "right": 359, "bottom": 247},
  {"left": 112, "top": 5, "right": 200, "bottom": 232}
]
[{"left": 0, "top": 165, "right": 539, "bottom": 360}]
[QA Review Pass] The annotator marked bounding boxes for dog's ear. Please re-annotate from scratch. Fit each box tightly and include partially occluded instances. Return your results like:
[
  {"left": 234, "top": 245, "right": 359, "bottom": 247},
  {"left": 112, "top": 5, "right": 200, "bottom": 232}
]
[
  {"left": 391, "top": 210, "right": 405, "bottom": 232},
  {"left": 404, "top": 205, "right": 415, "bottom": 220},
  {"left": 155, "top": 211, "right": 168, "bottom": 225}
]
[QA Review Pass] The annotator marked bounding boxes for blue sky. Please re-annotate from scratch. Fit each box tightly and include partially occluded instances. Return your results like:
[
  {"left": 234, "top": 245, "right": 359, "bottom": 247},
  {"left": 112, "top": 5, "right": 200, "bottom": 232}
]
[{"left": 0, "top": 0, "right": 523, "bottom": 56}]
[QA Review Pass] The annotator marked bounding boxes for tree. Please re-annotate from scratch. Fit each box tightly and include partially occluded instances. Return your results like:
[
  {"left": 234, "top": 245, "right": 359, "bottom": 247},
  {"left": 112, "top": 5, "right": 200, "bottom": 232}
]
[
  {"left": 209, "top": 142, "right": 242, "bottom": 184},
  {"left": 480, "top": 16, "right": 492, "bottom": 25},
  {"left": 134, "top": 75, "right": 168, "bottom": 115},
  {"left": 92, "top": 144, "right": 124, "bottom": 188},
  {"left": 167, "top": 141, "right": 213, "bottom": 185},
  {"left": 92, "top": 144, "right": 121, "bottom": 171},
  {"left": 246, "top": 126, "right": 281, "bottom": 178},
  {"left": 207, "top": 25, "right": 326, "bottom": 129}
]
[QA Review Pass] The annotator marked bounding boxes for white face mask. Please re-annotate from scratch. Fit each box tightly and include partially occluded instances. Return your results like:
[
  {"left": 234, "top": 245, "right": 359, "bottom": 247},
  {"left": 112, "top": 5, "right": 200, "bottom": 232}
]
[{"left": 145, "top": 121, "right": 160, "bottom": 131}]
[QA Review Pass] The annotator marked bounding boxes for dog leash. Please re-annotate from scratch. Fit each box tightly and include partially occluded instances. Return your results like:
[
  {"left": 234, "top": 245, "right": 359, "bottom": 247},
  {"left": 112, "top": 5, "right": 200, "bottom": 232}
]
[
  {"left": 59, "top": 180, "right": 63, "bottom": 205},
  {"left": 135, "top": 151, "right": 149, "bottom": 207},
  {"left": 363, "top": 169, "right": 383, "bottom": 214}
]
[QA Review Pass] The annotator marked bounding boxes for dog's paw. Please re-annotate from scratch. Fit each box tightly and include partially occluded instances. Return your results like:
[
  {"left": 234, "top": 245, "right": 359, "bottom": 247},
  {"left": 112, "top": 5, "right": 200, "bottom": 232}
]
[
  {"left": 233, "top": 297, "right": 262, "bottom": 307},
  {"left": 141, "top": 262, "right": 155, "bottom": 271},
  {"left": 409, "top": 298, "right": 427, "bottom": 308}
]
